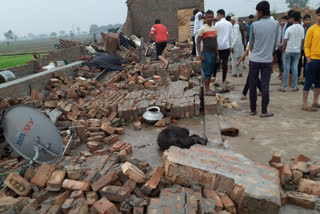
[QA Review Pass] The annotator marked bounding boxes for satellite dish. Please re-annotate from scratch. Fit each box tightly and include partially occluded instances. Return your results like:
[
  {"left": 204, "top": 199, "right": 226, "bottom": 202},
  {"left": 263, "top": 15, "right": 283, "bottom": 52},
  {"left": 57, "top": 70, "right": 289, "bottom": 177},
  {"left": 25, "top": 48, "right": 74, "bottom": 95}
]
[{"left": 1, "top": 105, "right": 63, "bottom": 164}]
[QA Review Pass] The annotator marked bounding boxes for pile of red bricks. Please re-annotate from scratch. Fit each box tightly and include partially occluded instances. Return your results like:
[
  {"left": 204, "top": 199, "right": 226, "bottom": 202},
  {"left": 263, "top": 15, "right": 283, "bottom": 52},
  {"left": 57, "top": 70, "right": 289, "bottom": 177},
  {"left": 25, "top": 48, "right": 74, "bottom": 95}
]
[
  {"left": 269, "top": 152, "right": 320, "bottom": 210},
  {"left": 0, "top": 144, "right": 168, "bottom": 213}
]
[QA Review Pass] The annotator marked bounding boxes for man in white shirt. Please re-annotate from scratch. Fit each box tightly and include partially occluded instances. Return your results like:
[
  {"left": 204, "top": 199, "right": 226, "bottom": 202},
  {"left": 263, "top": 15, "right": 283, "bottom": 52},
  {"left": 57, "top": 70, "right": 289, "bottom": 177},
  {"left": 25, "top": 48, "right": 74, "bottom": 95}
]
[
  {"left": 279, "top": 11, "right": 304, "bottom": 92},
  {"left": 215, "top": 9, "right": 233, "bottom": 92},
  {"left": 194, "top": 11, "right": 203, "bottom": 57},
  {"left": 230, "top": 16, "right": 244, "bottom": 77}
]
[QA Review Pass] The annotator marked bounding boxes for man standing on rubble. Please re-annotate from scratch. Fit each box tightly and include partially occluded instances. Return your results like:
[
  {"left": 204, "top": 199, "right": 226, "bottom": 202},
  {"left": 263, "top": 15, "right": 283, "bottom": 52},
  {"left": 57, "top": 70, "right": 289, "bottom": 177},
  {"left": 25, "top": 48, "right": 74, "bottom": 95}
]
[
  {"left": 215, "top": 9, "right": 233, "bottom": 92},
  {"left": 248, "top": 1, "right": 279, "bottom": 117},
  {"left": 150, "top": 19, "right": 169, "bottom": 69},
  {"left": 197, "top": 10, "right": 219, "bottom": 96}
]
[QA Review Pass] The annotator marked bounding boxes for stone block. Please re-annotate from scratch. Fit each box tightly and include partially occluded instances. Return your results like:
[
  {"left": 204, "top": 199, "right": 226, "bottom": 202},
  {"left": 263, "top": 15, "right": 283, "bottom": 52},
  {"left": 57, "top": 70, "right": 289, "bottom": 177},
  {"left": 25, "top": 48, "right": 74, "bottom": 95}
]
[{"left": 164, "top": 145, "right": 281, "bottom": 214}]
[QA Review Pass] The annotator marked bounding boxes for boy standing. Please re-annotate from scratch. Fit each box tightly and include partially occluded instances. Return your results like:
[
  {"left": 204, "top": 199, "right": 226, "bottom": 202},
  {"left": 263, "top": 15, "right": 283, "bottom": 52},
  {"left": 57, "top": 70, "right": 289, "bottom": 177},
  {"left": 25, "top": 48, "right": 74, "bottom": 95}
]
[
  {"left": 302, "top": 7, "right": 320, "bottom": 111},
  {"left": 197, "top": 10, "right": 219, "bottom": 96}
]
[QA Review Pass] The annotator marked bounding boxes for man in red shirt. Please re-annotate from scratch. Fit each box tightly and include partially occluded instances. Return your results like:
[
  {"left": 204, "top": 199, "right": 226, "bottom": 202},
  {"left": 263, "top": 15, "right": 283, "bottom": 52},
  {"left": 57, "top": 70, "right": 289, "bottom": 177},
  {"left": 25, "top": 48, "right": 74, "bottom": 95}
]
[{"left": 150, "top": 19, "right": 169, "bottom": 68}]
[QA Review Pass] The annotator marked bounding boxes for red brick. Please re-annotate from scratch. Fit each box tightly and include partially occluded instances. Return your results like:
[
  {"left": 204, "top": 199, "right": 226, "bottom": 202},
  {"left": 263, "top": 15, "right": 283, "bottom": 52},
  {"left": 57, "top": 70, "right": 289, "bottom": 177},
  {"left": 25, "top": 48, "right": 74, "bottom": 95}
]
[
  {"left": 24, "top": 167, "right": 36, "bottom": 181},
  {"left": 270, "top": 151, "right": 281, "bottom": 163},
  {"left": 230, "top": 184, "right": 245, "bottom": 209},
  {"left": 104, "top": 135, "right": 120, "bottom": 144},
  {"left": 310, "top": 164, "right": 320, "bottom": 177},
  {"left": 32, "top": 190, "right": 56, "bottom": 204},
  {"left": 298, "top": 178, "right": 320, "bottom": 196},
  {"left": 133, "top": 206, "right": 144, "bottom": 214},
  {"left": 221, "top": 193, "right": 236, "bottom": 214},
  {"left": 280, "top": 164, "right": 292, "bottom": 184},
  {"left": 90, "top": 198, "right": 118, "bottom": 214},
  {"left": 101, "top": 123, "right": 115, "bottom": 135},
  {"left": 91, "top": 171, "right": 119, "bottom": 192},
  {"left": 115, "top": 127, "right": 125, "bottom": 135},
  {"left": 154, "top": 119, "right": 166, "bottom": 127},
  {"left": 110, "top": 141, "right": 126, "bottom": 152},
  {"left": 61, "top": 198, "right": 75, "bottom": 214},
  {"left": 93, "top": 149, "right": 110, "bottom": 155},
  {"left": 87, "top": 135, "right": 104, "bottom": 142},
  {"left": 203, "top": 189, "right": 224, "bottom": 211},
  {"left": 70, "top": 190, "right": 84, "bottom": 199},
  {"left": 108, "top": 112, "right": 118, "bottom": 121},
  {"left": 122, "top": 162, "right": 146, "bottom": 183},
  {"left": 291, "top": 162, "right": 310, "bottom": 173},
  {"left": 62, "top": 179, "right": 89, "bottom": 191},
  {"left": 287, "top": 192, "right": 316, "bottom": 210},
  {"left": 141, "top": 167, "right": 164, "bottom": 195},
  {"left": 296, "top": 155, "right": 311, "bottom": 162},
  {"left": 31, "top": 163, "right": 55, "bottom": 189},
  {"left": 44, "top": 101, "right": 58, "bottom": 108},
  {"left": 99, "top": 186, "right": 130, "bottom": 202},
  {"left": 87, "top": 141, "right": 104, "bottom": 152},
  {"left": 120, "top": 149, "right": 128, "bottom": 163},
  {"left": 4, "top": 172, "right": 32, "bottom": 196},
  {"left": 68, "top": 198, "right": 88, "bottom": 214},
  {"left": 47, "top": 205, "right": 61, "bottom": 214},
  {"left": 52, "top": 191, "right": 71, "bottom": 206},
  {"left": 65, "top": 165, "right": 81, "bottom": 180},
  {"left": 280, "top": 189, "right": 287, "bottom": 206},
  {"left": 86, "top": 191, "right": 98, "bottom": 206},
  {"left": 47, "top": 170, "right": 66, "bottom": 191},
  {"left": 292, "top": 170, "right": 303, "bottom": 184},
  {"left": 123, "top": 179, "right": 136, "bottom": 195}
]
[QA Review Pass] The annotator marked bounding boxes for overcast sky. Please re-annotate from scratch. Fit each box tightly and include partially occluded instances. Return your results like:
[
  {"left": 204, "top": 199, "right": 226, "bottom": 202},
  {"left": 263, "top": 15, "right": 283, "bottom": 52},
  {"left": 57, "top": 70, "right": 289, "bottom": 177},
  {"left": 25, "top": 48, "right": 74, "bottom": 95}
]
[{"left": 0, "top": 0, "right": 318, "bottom": 40}]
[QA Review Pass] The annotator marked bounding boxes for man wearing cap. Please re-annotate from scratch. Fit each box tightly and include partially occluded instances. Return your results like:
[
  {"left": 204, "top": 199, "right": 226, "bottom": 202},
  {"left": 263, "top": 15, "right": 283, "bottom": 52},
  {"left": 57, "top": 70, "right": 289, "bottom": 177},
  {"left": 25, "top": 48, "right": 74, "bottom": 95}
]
[{"left": 230, "top": 16, "right": 244, "bottom": 77}]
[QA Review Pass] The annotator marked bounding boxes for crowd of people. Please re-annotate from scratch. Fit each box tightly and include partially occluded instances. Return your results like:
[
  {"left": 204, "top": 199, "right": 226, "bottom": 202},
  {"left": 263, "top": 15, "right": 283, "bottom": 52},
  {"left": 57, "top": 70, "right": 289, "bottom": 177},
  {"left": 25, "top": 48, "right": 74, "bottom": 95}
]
[{"left": 149, "top": 1, "right": 320, "bottom": 117}]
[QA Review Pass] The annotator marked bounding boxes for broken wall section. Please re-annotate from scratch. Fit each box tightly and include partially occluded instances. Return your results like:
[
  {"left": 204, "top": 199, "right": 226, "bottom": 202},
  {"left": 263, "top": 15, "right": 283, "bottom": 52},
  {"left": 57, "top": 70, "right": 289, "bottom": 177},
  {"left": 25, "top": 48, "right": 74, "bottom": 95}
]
[{"left": 122, "top": 0, "right": 204, "bottom": 41}]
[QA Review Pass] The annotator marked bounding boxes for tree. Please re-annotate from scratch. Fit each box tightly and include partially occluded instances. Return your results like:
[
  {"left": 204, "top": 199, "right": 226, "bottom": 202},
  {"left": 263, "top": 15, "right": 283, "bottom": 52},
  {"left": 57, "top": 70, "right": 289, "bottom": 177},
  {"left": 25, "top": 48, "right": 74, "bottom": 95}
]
[
  {"left": 69, "top": 30, "right": 75, "bottom": 39},
  {"left": 50, "top": 32, "right": 57, "bottom": 37},
  {"left": 60, "top": 30, "right": 66, "bottom": 37},
  {"left": 4, "top": 30, "right": 15, "bottom": 45},
  {"left": 89, "top": 24, "right": 99, "bottom": 35},
  {"left": 286, "top": 0, "right": 309, "bottom": 8}
]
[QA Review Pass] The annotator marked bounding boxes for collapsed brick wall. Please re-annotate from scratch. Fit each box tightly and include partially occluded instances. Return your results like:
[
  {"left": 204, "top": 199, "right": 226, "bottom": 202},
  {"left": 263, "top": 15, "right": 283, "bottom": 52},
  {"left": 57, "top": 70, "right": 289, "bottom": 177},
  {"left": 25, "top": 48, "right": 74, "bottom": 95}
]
[
  {"left": 122, "top": 0, "right": 204, "bottom": 41},
  {"left": 0, "top": 46, "right": 86, "bottom": 79}
]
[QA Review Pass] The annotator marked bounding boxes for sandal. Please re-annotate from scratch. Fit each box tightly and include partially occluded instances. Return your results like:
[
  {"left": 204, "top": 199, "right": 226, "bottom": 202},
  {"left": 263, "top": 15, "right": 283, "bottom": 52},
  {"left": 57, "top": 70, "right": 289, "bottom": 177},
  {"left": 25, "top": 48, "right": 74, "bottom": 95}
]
[
  {"left": 250, "top": 111, "right": 257, "bottom": 116},
  {"left": 302, "top": 106, "right": 318, "bottom": 112},
  {"left": 204, "top": 90, "right": 216, "bottom": 96},
  {"left": 278, "top": 88, "right": 286, "bottom": 92},
  {"left": 312, "top": 104, "right": 320, "bottom": 109},
  {"left": 292, "top": 88, "right": 299, "bottom": 92},
  {"left": 260, "top": 112, "right": 274, "bottom": 118}
]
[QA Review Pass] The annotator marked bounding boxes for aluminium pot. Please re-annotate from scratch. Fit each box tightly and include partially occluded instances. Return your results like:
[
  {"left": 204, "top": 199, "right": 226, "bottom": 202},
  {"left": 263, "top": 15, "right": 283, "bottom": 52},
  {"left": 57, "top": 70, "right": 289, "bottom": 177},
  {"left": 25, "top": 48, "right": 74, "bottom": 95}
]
[{"left": 143, "top": 106, "right": 164, "bottom": 124}]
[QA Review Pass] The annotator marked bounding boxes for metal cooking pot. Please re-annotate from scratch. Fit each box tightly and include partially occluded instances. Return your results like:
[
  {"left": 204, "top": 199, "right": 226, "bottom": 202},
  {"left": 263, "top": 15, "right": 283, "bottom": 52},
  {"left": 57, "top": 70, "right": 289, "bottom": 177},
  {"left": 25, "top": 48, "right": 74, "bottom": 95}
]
[{"left": 143, "top": 106, "right": 164, "bottom": 124}]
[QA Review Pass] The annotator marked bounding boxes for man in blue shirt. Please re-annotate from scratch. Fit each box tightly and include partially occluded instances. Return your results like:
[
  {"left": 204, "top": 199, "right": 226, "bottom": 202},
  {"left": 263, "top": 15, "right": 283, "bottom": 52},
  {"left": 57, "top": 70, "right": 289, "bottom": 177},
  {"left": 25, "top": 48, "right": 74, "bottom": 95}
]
[{"left": 245, "top": 15, "right": 254, "bottom": 44}]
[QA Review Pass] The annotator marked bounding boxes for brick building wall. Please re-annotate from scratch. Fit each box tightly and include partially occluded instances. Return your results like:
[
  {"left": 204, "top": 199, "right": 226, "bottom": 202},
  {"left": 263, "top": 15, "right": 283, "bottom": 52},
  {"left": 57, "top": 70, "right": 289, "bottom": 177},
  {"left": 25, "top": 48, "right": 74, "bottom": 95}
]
[
  {"left": 122, "top": 0, "right": 204, "bottom": 41},
  {"left": 0, "top": 46, "right": 85, "bottom": 80}
]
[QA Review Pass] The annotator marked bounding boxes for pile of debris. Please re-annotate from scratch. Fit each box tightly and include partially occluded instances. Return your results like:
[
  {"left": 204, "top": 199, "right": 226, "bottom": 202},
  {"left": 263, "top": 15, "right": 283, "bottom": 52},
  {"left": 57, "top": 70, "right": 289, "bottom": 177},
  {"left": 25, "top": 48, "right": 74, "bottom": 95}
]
[{"left": 269, "top": 152, "right": 320, "bottom": 210}]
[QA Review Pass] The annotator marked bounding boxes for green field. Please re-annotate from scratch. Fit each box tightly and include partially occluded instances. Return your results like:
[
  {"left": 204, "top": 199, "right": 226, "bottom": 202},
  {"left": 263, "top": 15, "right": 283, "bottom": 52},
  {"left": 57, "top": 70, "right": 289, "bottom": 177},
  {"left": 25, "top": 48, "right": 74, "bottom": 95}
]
[
  {"left": 0, "top": 54, "right": 34, "bottom": 69},
  {"left": 0, "top": 53, "right": 48, "bottom": 69}
]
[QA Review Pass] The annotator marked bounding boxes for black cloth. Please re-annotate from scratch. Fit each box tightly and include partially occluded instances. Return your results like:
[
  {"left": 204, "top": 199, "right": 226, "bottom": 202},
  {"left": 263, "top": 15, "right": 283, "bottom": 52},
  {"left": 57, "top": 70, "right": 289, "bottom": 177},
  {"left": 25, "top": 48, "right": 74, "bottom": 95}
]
[
  {"left": 86, "top": 54, "right": 123, "bottom": 71},
  {"left": 156, "top": 42, "right": 167, "bottom": 57}
]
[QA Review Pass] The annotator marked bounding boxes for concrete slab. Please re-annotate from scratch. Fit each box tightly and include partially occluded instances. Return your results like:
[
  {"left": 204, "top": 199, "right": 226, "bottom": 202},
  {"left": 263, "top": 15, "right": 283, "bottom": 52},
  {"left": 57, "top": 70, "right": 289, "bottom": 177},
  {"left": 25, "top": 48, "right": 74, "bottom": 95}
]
[
  {"left": 164, "top": 145, "right": 281, "bottom": 214},
  {"left": 121, "top": 117, "right": 205, "bottom": 168}
]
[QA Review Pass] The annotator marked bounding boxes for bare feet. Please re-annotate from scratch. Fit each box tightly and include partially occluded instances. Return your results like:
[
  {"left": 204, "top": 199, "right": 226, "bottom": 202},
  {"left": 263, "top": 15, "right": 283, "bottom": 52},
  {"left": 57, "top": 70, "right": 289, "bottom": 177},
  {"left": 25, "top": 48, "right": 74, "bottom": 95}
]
[{"left": 301, "top": 105, "right": 318, "bottom": 112}]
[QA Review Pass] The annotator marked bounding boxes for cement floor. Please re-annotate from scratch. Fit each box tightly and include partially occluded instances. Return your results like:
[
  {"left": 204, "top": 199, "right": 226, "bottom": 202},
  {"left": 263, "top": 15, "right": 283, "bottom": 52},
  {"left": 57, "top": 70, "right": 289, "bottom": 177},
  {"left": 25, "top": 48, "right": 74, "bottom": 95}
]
[{"left": 213, "top": 66, "right": 320, "bottom": 166}]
